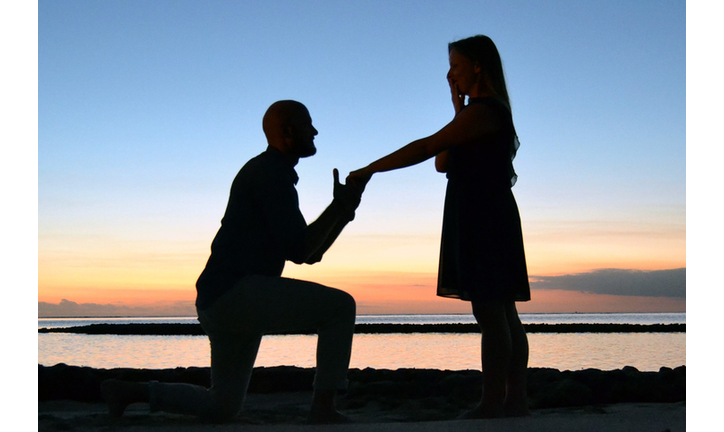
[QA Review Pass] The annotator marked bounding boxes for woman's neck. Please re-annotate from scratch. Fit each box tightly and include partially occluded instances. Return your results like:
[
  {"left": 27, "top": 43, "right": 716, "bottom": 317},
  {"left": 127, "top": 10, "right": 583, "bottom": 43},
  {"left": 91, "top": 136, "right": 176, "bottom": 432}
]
[{"left": 467, "top": 80, "right": 495, "bottom": 99}]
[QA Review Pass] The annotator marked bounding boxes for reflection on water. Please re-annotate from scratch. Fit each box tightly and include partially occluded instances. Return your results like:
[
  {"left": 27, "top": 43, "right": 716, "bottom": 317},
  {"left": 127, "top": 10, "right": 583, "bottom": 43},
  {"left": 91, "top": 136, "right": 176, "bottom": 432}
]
[{"left": 38, "top": 332, "right": 685, "bottom": 372}]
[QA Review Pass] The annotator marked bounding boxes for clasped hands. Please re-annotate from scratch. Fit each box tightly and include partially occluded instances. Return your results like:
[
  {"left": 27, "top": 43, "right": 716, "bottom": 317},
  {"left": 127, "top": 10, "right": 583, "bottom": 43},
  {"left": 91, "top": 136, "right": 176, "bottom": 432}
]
[{"left": 331, "top": 168, "right": 373, "bottom": 219}]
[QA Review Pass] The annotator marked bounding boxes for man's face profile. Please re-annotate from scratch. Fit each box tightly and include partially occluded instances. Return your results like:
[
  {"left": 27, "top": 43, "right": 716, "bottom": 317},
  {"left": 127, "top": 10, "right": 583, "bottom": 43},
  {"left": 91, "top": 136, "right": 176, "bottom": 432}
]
[{"left": 288, "top": 108, "right": 318, "bottom": 158}]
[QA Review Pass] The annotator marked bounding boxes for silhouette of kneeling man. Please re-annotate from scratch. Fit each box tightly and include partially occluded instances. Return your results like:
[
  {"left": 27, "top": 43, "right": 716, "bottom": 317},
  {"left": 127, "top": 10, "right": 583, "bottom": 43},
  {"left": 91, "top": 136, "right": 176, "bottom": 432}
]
[{"left": 101, "top": 100, "right": 362, "bottom": 424}]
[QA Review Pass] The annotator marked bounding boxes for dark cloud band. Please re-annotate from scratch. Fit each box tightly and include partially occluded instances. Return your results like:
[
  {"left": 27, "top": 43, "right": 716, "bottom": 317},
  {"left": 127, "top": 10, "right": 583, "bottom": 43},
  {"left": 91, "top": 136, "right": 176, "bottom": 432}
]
[{"left": 531, "top": 268, "right": 685, "bottom": 298}]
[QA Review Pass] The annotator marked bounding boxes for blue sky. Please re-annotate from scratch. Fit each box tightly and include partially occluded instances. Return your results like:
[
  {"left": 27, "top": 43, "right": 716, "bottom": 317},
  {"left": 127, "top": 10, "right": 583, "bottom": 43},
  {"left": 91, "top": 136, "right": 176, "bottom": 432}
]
[
  {"left": 39, "top": 1, "right": 685, "bottom": 215},
  {"left": 30, "top": 0, "right": 691, "bottom": 314}
]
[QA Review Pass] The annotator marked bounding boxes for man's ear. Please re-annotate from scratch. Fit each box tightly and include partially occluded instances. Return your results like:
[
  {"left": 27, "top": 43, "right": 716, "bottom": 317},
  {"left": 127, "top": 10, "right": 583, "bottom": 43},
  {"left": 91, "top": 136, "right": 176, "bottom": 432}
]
[
  {"left": 281, "top": 125, "right": 296, "bottom": 151},
  {"left": 282, "top": 124, "right": 294, "bottom": 139}
]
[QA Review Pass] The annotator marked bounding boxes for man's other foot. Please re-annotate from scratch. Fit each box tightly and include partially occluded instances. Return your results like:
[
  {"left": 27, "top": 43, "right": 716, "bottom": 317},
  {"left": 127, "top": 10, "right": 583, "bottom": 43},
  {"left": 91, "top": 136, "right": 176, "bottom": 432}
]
[
  {"left": 457, "top": 404, "right": 504, "bottom": 419},
  {"left": 307, "top": 409, "right": 353, "bottom": 424},
  {"left": 100, "top": 379, "right": 145, "bottom": 418}
]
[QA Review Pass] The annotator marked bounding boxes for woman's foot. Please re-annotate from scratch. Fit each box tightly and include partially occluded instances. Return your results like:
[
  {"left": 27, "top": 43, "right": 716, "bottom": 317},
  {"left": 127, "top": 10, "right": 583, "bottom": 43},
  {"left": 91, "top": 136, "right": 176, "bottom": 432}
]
[{"left": 503, "top": 389, "right": 531, "bottom": 417}]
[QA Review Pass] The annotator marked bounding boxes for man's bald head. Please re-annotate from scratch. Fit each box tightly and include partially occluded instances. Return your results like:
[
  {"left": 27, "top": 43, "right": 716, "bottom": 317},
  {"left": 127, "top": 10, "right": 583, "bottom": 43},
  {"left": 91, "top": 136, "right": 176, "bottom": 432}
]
[{"left": 262, "top": 100, "right": 317, "bottom": 158}]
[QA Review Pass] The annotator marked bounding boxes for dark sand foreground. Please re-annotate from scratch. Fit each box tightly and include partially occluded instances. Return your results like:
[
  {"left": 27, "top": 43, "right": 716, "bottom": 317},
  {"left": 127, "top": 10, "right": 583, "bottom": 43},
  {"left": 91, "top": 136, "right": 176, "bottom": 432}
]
[
  {"left": 39, "top": 397, "right": 685, "bottom": 432},
  {"left": 39, "top": 364, "right": 685, "bottom": 431}
]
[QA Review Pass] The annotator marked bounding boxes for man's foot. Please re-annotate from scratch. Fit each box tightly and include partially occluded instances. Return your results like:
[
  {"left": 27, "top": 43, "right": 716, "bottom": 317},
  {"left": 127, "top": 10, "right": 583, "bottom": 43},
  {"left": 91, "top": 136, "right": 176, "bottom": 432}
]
[
  {"left": 100, "top": 379, "right": 147, "bottom": 418},
  {"left": 457, "top": 403, "right": 504, "bottom": 419},
  {"left": 307, "top": 408, "right": 353, "bottom": 424},
  {"left": 503, "top": 402, "right": 531, "bottom": 417},
  {"left": 308, "top": 388, "right": 352, "bottom": 424}
]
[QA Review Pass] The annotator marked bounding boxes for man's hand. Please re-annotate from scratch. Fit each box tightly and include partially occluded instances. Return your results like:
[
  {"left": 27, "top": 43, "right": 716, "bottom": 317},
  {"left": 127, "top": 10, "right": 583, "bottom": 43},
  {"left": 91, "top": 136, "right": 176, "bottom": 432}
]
[
  {"left": 333, "top": 168, "right": 362, "bottom": 214},
  {"left": 346, "top": 168, "right": 372, "bottom": 194},
  {"left": 303, "top": 169, "right": 363, "bottom": 264}
]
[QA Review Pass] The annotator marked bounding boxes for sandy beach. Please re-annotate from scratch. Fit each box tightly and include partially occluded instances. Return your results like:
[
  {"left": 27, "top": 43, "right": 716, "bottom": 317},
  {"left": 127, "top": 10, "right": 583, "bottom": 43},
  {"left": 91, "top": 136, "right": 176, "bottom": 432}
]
[
  {"left": 39, "top": 396, "right": 685, "bottom": 432},
  {"left": 39, "top": 364, "right": 685, "bottom": 431}
]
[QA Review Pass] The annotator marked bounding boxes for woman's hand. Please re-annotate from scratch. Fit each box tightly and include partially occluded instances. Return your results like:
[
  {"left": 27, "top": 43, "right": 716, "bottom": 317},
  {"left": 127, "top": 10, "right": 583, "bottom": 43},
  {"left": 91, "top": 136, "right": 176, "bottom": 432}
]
[
  {"left": 435, "top": 150, "right": 449, "bottom": 173},
  {"left": 346, "top": 168, "right": 373, "bottom": 193},
  {"left": 448, "top": 77, "right": 465, "bottom": 115}
]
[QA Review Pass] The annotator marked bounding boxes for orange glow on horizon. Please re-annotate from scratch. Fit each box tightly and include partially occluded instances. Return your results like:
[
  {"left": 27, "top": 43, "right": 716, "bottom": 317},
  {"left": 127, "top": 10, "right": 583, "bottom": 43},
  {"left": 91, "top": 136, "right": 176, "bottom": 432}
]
[
  {"left": 38, "top": 261, "right": 686, "bottom": 315},
  {"left": 38, "top": 222, "right": 685, "bottom": 315},
  {"left": 38, "top": 202, "right": 685, "bottom": 314}
]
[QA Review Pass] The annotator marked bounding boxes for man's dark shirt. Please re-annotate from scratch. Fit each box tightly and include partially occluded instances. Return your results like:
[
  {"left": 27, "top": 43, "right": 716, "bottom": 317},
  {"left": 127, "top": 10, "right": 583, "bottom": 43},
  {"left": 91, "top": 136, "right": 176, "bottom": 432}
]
[{"left": 195, "top": 147, "right": 307, "bottom": 310}]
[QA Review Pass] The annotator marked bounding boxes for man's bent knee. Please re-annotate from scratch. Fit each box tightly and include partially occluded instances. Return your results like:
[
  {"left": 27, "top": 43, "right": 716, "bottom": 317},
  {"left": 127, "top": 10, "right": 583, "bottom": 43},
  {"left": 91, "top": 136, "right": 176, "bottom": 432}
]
[
  {"left": 340, "top": 290, "right": 356, "bottom": 314},
  {"left": 323, "top": 288, "right": 356, "bottom": 329},
  {"left": 333, "top": 289, "right": 356, "bottom": 322}
]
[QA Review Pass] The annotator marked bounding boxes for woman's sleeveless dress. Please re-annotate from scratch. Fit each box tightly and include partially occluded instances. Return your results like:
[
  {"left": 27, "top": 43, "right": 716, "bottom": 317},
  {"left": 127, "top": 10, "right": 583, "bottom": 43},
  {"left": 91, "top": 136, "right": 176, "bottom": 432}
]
[{"left": 437, "top": 97, "right": 531, "bottom": 302}]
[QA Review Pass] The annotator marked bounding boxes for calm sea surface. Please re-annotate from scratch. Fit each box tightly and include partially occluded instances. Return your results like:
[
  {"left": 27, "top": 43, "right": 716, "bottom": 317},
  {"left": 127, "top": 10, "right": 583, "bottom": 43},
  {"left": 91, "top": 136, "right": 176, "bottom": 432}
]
[{"left": 38, "top": 313, "right": 685, "bottom": 372}]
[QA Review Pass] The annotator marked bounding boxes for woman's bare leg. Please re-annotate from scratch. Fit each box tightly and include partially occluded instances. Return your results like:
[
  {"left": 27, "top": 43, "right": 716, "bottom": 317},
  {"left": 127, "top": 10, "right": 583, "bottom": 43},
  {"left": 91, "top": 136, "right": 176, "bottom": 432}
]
[
  {"left": 459, "top": 300, "right": 511, "bottom": 418},
  {"left": 503, "top": 301, "right": 530, "bottom": 416}
]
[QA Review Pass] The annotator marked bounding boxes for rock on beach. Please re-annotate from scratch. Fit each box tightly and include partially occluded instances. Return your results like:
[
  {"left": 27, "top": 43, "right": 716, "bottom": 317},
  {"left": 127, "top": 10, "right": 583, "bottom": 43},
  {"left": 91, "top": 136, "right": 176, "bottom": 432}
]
[{"left": 38, "top": 363, "right": 685, "bottom": 412}]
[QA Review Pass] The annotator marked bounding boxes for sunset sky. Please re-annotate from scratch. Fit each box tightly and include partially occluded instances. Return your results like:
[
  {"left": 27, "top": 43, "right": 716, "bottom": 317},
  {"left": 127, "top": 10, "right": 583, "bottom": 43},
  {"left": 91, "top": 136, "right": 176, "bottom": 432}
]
[{"left": 33, "top": 0, "right": 689, "bottom": 316}]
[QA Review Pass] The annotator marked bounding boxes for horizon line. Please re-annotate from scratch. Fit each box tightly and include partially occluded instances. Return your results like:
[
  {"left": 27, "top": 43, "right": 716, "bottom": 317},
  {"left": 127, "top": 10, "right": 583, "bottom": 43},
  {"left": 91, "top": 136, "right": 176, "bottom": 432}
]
[{"left": 37, "top": 311, "right": 687, "bottom": 319}]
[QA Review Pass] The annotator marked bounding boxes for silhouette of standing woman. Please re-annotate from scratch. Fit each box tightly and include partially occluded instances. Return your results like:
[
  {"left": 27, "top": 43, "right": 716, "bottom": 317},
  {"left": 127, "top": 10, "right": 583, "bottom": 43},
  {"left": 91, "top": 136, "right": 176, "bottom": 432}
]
[{"left": 348, "top": 35, "right": 531, "bottom": 418}]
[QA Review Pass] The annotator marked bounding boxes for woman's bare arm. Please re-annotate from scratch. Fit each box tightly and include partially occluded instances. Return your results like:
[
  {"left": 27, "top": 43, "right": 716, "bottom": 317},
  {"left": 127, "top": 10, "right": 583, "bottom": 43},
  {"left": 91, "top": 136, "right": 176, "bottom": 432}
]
[{"left": 348, "top": 102, "right": 502, "bottom": 183}]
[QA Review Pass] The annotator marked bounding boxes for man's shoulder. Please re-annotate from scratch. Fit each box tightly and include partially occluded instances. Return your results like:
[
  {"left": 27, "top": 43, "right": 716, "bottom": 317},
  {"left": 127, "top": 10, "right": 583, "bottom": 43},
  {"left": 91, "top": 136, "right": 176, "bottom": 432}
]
[
  {"left": 233, "top": 149, "right": 294, "bottom": 190},
  {"left": 243, "top": 148, "right": 288, "bottom": 171},
  {"left": 236, "top": 150, "right": 274, "bottom": 178}
]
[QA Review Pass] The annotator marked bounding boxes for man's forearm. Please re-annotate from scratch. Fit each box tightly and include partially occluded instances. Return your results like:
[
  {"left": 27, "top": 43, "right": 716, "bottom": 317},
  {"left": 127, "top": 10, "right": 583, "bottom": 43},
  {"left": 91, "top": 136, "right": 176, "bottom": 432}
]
[
  {"left": 305, "top": 217, "right": 350, "bottom": 264},
  {"left": 301, "top": 200, "right": 354, "bottom": 263}
]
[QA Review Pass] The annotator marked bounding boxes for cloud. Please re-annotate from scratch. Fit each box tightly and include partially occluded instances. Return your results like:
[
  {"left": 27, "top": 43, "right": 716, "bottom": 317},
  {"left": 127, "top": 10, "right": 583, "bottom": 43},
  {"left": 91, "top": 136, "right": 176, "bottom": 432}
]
[
  {"left": 531, "top": 268, "right": 685, "bottom": 298},
  {"left": 38, "top": 299, "right": 196, "bottom": 318}
]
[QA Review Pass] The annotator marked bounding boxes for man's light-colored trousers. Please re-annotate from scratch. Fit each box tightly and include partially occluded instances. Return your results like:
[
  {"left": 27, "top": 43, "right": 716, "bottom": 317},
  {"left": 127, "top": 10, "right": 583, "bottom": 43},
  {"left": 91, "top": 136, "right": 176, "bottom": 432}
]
[{"left": 147, "top": 275, "right": 356, "bottom": 421}]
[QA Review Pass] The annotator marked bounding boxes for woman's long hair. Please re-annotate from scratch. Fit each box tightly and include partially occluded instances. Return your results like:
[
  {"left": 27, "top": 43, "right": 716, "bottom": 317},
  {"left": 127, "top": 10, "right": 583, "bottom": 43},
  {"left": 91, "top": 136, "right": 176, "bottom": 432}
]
[
  {"left": 449, "top": 35, "right": 519, "bottom": 186},
  {"left": 448, "top": 35, "right": 511, "bottom": 110}
]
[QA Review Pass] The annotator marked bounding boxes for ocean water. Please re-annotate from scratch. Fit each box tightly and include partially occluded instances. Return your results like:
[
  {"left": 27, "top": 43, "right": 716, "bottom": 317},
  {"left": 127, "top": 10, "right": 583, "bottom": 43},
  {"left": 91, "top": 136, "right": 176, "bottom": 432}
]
[{"left": 38, "top": 313, "right": 685, "bottom": 372}]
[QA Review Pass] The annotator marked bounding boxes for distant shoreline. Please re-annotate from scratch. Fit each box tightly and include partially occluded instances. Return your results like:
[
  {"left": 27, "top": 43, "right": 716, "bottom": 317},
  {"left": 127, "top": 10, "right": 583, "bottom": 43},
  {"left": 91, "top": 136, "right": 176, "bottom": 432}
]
[
  {"left": 38, "top": 322, "right": 686, "bottom": 335},
  {"left": 37, "top": 311, "right": 687, "bottom": 320}
]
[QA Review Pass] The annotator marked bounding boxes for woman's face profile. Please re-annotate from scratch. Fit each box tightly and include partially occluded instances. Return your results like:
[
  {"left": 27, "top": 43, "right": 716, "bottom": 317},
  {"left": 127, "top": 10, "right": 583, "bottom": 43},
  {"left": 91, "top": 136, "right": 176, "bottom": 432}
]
[{"left": 447, "top": 49, "right": 480, "bottom": 96}]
